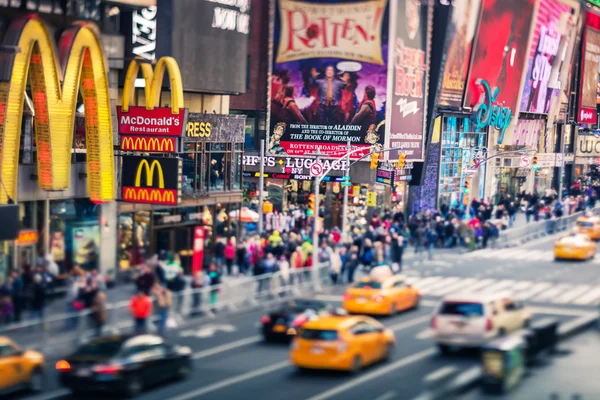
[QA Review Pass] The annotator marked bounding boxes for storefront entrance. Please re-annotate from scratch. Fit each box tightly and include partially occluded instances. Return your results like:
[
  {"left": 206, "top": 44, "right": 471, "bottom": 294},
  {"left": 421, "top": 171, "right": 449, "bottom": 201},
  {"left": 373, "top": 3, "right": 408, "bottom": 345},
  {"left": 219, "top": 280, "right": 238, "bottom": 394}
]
[{"left": 154, "top": 226, "right": 194, "bottom": 273}]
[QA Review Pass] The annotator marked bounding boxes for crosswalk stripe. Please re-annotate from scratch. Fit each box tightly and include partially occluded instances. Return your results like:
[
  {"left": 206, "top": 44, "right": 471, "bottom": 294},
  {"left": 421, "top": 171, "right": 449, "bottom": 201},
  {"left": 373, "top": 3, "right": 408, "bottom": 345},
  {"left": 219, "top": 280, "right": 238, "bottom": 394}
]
[
  {"left": 522, "top": 251, "right": 549, "bottom": 261},
  {"left": 420, "top": 277, "right": 460, "bottom": 295},
  {"left": 515, "top": 282, "right": 552, "bottom": 300},
  {"left": 508, "top": 281, "right": 534, "bottom": 294},
  {"left": 412, "top": 277, "right": 444, "bottom": 290},
  {"left": 572, "top": 286, "right": 600, "bottom": 305},
  {"left": 459, "top": 279, "right": 497, "bottom": 293},
  {"left": 530, "top": 284, "right": 573, "bottom": 302},
  {"left": 553, "top": 285, "right": 593, "bottom": 304},
  {"left": 495, "top": 250, "right": 522, "bottom": 259},
  {"left": 430, "top": 278, "right": 478, "bottom": 297},
  {"left": 480, "top": 280, "right": 516, "bottom": 293}
]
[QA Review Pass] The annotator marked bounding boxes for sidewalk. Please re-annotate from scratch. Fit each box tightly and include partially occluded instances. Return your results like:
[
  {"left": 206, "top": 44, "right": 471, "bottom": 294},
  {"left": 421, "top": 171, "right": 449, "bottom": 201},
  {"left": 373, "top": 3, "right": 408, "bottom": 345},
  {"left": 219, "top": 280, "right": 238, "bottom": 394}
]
[{"left": 461, "top": 329, "right": 600, "bottom": 399}]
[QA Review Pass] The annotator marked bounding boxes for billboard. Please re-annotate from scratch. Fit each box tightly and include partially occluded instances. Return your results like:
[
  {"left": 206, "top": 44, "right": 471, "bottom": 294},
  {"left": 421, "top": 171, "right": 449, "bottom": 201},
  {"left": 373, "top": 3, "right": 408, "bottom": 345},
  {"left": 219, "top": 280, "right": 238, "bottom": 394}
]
[
  {"left": 438, "top": 0, "right": 482, "bottom": 109},
  {"left": 0, "top": 16, "right": 114, "bottom": 204},
  {"left": 121, "top": 156, "right": 182, "bottom": 206},
  {"left": 268, "top": 0, "right": 389, "bottom": 159},
  {"left": 463, "top": 0, "right": 535, "bottom": 112},
  {"left": 387, "top": 0, "right": 432, "bottom": 161},
  {"left": 520, "top": 0, "right": 573, "bottom": 114},
  {"left": 156, "top": 0, "right": 250, "bottom": 94},
  {"left": 578, "top": 12, "right": 600, "bottom": 124}
]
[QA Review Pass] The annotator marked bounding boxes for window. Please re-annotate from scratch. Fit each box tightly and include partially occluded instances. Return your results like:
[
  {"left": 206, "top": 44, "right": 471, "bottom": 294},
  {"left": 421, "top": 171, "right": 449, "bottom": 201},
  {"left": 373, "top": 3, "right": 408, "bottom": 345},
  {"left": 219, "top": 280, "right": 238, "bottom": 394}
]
[
  {"left": 182, "top": 143, "right": 199, "bottom": 195},
  {"left": 75, "top": 340, "right": 124, "bottom": 357},
  {"left": 393, "top": 281, "right": 407, "bottom": 288},
  {"left": 207, "top": 143, "right": 227, "bottom": 192},
  {"left": 244, "top": 117, "right": 256, "bottom": 150},
  {"left": 232, "top": 143, "right": 243, "bottom": 190},
  {"left": 300, "top": 329, "right": 338, "bottom": 341},
  {"left": 353, "top": 281, "right": 382, "bottom": 289},
  {"left": 0, "top": 343, "right": 20, "bottom": 357},
  {"left": 439, "top": 302, "right": 484, "bottom": 317}
]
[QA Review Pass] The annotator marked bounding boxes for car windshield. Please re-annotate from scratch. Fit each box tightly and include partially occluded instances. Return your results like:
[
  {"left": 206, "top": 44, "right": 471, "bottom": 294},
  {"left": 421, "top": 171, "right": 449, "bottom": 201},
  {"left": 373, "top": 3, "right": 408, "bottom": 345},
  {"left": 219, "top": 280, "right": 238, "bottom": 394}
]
[
  {"left": 300, "top": 329, "right": 338, "bottom": 341},
  {"left": 75, "top": 340, "right": 124, "bottom": 357},
  {"left": 289, "top": 300, "right": 324, "bottom": 312},
  {"left": 577, "top": 221, "right": 594, "bottom": 227},
  {"left": 440, "top": 302, "right": 484, "bottom": 317},
  {"left": 353, "top": 281, "right": 382, "bottom": 289}
]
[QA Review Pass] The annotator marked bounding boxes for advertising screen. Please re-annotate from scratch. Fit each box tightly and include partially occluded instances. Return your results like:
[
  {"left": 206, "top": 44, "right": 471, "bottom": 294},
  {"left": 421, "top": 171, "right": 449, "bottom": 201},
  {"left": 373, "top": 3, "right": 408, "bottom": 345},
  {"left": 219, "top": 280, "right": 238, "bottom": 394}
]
[
  {"left": 387, "top": 0, "right": 431, "bottom": 161},
  {"left": 439, "top": 0, "right": 481, "bottom": 109},
  {"left": 520, "top": 0, "right": 573, "bottom": 114},
  {"left": 579, "top": 12, "right": 600, "bottom": 124},
  {"left": 463, "top": 0, "right": 535, "bottom": 112},
  {"left": 156, "top": 0, "right": 250, "bottom": 94},
  {"left": 268, "top": 0, "right": 389, "bottom": 159}
]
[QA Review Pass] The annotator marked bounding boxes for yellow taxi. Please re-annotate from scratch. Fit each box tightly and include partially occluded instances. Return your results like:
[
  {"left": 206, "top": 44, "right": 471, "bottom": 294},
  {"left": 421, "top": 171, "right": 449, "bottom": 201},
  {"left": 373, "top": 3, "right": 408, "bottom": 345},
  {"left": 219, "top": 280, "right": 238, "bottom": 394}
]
[
  {"left": 0, "top": 337, "right": 45, "bottom": 395},
  {"left": 343, "top": 268, "right": 420, "bottom": 315},
  {"left": 554, "top": 233, "right": 597, "bottom": 261},
  {"left": 290, "top": 315, "right": 395, "bottom": 373},
  {"left": 574, "top": 216, "right": 600, "bottom": 240}
]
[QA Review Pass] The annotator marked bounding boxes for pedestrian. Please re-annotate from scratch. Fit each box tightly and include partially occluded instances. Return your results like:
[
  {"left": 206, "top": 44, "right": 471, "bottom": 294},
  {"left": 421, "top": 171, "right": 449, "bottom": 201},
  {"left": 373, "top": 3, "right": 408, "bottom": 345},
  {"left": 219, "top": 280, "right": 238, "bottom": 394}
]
[
  {"left": 170, "top": 270, "right": 186, "bottom": 315},
  {"left": 10, "top": 271, "right": 24, "bottom": 322},
  {"left": 0, "top": 279, "right": 13, "bottom": 325},
  {"left": 224, "top": 237, "right": 236, "bottom": 276},
  {"left": 90, "top": 290, "right": 107, "bottom": 337},
  {"left": 236, "top": 239, "right": 249, "bottom": 276},
  {"left": 278, "top": 255, "right": 290, "bottom": 287},
  {"left": 346, "top": 245, "right": 359, "bottom": 283},
  {"left": 213, "top": 238, "right": 226, "bottom": 271},
  {"left": 130, "top": 290, "right": 153, "bottom": 335},
  {"left": 330, "top": 248, "right": 342, "bottom": 285},
  {"left": 135, "top": 264, "right": 155, "bottom": 295},
  {"left": 290, "top": 246, "right": 304, "bottom": 282},
  {"left": 207, "top": 264, "right": 221, "bottom": 308},
  {"left": 391, "top": 233, "right": 404, "bottom": 273},
  {"left": 29, "top": 274, "right": 46, "bottom": 323},
  {"left": 191, "top": 270, "right": 208, "bottom": 315},
  {"left": 152, "top": 283, "right": 172, "bottom": 336}
]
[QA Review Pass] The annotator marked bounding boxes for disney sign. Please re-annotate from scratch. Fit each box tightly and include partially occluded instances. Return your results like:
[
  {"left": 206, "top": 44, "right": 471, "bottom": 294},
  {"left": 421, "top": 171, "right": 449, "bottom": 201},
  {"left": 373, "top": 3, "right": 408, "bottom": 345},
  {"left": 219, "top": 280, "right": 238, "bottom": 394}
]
[{"left": 472, "top": 79, "right": 513, "bottom": 144}]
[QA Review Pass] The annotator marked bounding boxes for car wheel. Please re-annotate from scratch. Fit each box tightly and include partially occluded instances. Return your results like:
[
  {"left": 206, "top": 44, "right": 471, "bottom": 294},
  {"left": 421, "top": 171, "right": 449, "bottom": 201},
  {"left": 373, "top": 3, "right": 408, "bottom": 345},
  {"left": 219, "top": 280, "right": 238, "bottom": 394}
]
[
  {"left": 437, "top": 344, "right": 450, "bottom": 355},
  {"left": 126, "top": 374, "right": 143, "bottom": 398},
  {"left": 28, "top": 368, "right": 44, "bottom": 392},
  {"left": 350, "top": 356, "right": 362, "bottom": 374},
  {"left": 383, "top": 343, "right": 394, "bottom": 361},
  {"left": 176, "top": 360, "right": 192, "bottom": 380}
]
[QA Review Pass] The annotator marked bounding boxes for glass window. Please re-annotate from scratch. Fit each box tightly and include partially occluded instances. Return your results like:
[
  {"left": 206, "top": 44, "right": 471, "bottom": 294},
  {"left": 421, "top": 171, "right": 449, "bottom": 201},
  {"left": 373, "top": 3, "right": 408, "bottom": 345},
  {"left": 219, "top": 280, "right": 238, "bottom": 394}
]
[
  {"left": 300, "top": 329, "right": 338, "bottom": 341},
  {"left": 207, "top": 143, "right": 226, "bottom": 192},
  {"left": 244, "top": 117, "right": 256, "bottom": 151},
  {"left": 353, "top": 281, "right": 382, "bottom": 289},
  {"left": 182, "top": 143, "right": 198, "bottom": 196},
  {"left": 439, "top": 302, "right": 484, "bottom": 317}
]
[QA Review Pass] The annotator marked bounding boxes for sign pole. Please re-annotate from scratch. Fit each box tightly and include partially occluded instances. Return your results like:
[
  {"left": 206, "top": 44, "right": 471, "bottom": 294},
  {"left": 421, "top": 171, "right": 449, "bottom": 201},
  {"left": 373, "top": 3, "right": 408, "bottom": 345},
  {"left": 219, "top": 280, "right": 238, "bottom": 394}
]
[
  {"left": 311, "top": 150, "right": 321, "bottom": 289},
  {"left": 341, "top": 139, "right": 350, "bottom": 243},
  {"left": 258, "top": 139, "right": 265, "bottom": 233}
]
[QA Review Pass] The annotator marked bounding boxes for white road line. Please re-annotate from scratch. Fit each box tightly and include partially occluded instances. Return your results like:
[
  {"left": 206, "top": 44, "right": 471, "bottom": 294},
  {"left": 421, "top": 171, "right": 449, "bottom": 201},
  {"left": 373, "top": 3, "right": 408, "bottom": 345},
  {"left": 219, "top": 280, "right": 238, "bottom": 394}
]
[
  {"left": 167, "top": 360, "right": 290, "bottom": 400},
  {"left": 411, "top": 276, "right": 444, "bottom": 290},
  {"left": 450, "top": 279, "right": 486, "bottom": 293},
  {"left": 515, "top": 282, "right": 552, "bottom": 300},
  {"left": 572, "top": 286, "right": 600, "bottom": 305},
  {"left": 481, "top": 280, "right": 516, "bottom": 293},
  {"left": 191, "top": 335, "right": 262, "bottom": 360},
  {"left": 495, "top": 249, "right": 522, "bottom": 259},
  {"left": 314, "top": 295, "right": 438, "bottom": 308},
  {"left": 420, "top": 277, "right": 460, "bottom": 295},
  {"left": 426, "top": 366, "right": 457, "bottom": 381},
  {"left": 430, "top": 278, "right": 477, "bottom": 297},
  {"left": 387, "top": 315, "right": 432, "bottom": 331},
  {"left": 415, "top": 328, "right": 433, "bottom": 340},
  {"left": 529, "top": 306, "right": 594, "bottom": 317},
  {"left": 373, "top": 391, "right": 398, "bottom": 400},
  {"left": 531, "top": 284, "right": 573, "bottom": 302},
  {"left": 460, "top": 279, "right": 497, "bottom": 293},
  {"left": 509, "top": 281, "right": 534, "bottom": 294},
  {"left": 553, "top": 285, "right": 593, "bottom": 304},
  {"left": 305, "top": 348, "right": 436, "bottom": 400}
]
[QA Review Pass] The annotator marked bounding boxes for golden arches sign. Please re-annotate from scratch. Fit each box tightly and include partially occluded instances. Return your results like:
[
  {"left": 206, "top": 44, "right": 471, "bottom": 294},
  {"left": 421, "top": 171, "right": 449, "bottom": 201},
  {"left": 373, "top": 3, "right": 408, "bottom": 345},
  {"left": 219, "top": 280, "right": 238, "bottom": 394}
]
[
  {"left": 0, "top": 15, "right": 114, "bottom": 204},
  {"left": 121, "top": 56, "right": 184, "bottom": 114}
]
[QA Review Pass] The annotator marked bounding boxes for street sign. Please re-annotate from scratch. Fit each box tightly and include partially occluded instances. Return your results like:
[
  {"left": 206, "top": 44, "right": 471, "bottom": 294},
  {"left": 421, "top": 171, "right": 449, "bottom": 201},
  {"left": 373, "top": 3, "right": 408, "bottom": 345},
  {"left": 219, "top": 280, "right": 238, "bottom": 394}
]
[
  {"left": 310, "top": 162, "right": 323, "bottom": 177},
  {"left": 341, "top": 182, "right": 352, "bottom": 187},
  {"left": 520, "top": 156, "right": 531, "bottom": 168},
  {"left": 556, "top": 154, "right": 563, "bottom": 167},
  {"left": 375, "top": 167, "right": 395, "bottom": 187},
  {"left": 342, "top": 175, "right": 351, "bottom": 181},
  {"left": 465, "top": 168, "right": 478, "bottom": 176},
  {"left": 367, "top": 192, "right": 377, "bottom": 207}
]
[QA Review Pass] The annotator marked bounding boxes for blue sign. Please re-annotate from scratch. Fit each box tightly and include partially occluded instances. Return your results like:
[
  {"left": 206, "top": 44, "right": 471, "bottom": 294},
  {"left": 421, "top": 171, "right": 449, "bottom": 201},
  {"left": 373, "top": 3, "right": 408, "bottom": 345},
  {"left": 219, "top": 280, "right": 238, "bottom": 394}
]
[{"left": 472, "top": 79, "right": 513, "bottom": 144}]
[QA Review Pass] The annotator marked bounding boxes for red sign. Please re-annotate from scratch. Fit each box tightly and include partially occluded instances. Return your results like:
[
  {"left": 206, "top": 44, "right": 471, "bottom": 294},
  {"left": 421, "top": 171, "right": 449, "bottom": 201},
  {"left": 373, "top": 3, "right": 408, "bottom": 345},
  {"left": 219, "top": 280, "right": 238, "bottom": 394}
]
[
  {"left": 116, "top": 106, "right": 188, "bottom": 137},
  {"left": 122, "top": 186, "right": 178, "bottom": 205},
  {"left": 120, "top": 136, "right": 178, "bottom": 152},
  {"left": 17, "top": 230, "right": 38, "bottom": 245},
  {"left": 578, "top": 12, "right": 600, "bottom": 124},
  {"left": 191, "top": 226, "right": 205, "bottom": 275}
]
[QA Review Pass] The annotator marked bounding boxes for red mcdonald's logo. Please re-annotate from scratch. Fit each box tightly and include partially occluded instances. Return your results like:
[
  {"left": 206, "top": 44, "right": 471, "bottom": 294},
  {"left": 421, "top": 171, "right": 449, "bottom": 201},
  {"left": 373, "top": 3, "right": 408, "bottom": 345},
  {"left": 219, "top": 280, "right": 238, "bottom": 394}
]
[{"left": 121, "top": 136, "right": 177, "bottom": 152}]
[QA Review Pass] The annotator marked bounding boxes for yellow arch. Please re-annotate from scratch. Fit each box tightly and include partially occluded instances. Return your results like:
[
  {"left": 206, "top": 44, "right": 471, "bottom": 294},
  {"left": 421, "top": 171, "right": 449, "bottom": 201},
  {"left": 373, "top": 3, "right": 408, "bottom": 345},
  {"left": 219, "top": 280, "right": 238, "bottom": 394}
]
[
  {"left": 134, "top": 159, "right": 165, "bottom": 188},
  {"left": 121, "top": 56, "right": 184, "bottom": 114},
  {"left": 0, "top": 15, "right": 114, "bottom": 203}
]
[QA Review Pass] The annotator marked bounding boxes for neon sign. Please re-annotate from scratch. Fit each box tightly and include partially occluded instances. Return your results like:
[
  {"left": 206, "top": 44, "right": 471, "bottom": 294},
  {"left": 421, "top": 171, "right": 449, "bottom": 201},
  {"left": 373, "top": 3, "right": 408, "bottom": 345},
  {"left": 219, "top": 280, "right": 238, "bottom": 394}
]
[{"left": 472, "top": 79, "right": 513, "bottom": 144}]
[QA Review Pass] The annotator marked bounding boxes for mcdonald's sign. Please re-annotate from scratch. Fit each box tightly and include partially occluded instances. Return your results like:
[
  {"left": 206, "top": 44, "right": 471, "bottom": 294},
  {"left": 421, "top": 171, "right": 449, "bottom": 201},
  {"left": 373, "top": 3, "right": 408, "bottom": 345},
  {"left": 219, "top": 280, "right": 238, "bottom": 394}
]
[
  {"left": 116, "top": 57, "right": 188, "bottom": 137},
  {"left": 0, "top": 15, "right": 114, "bottom": 204},
  {"left": 120, "top": 136, "right": 178, "bottom": 153},
  {"left": 121, "top": 156, "right": 181, "bottom": 206}
]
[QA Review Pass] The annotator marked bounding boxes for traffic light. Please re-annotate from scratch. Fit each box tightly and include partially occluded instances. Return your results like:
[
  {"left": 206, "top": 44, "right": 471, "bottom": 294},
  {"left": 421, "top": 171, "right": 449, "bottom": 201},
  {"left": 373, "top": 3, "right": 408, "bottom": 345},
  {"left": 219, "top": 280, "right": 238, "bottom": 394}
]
[
  {"left": 307, "top": 194, "right": 315, "bottom": 216},
  {"left": 464, "top": 180, "right": 470, "bottom": 194},
  {"left": 397, "top": 153, "right": 407, "bottom": 169},
  {"left": 532, "top": 155, "right": 539, "bottom": 171},
  {"left": 370, "top": 152, "right": 379, "bottom": 169}
]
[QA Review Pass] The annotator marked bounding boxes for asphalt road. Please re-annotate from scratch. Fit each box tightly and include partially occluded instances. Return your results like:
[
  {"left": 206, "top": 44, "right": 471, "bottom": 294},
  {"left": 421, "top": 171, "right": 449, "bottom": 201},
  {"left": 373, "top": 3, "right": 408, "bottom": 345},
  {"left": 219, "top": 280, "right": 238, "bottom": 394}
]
[{"left": 13, "top": 229, "right": 600, "bottom": 400}]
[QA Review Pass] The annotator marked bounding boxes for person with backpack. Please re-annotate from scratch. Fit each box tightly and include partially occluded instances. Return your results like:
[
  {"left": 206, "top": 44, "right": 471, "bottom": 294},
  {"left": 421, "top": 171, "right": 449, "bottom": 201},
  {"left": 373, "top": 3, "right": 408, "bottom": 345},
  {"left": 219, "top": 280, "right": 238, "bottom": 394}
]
[{"left": 425, "top": 223, "right": 438, "bottom": 261}]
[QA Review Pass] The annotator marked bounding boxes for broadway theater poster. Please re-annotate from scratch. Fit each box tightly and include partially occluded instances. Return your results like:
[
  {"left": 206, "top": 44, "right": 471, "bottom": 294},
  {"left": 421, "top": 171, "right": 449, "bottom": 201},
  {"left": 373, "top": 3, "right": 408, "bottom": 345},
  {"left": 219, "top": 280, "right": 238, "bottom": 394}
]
[
  {"left": 463, "top": 0, "right": 535, "bottom": 112},
  {"left": 269, "top": 0, "right": 388, "bottom": 159},
  {"left": 387, "top": 0, "right": 432, "bottom": 161},
  {"left": 578, "top": 11, "right": 600, "bottom": 124}
]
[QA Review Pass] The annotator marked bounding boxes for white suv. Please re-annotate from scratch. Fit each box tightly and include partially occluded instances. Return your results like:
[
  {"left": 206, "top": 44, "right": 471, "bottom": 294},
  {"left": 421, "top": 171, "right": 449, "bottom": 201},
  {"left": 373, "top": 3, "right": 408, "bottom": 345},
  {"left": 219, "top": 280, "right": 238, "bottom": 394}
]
[{"left": 431, "top": 293, "right": 531, "bottom": 354}]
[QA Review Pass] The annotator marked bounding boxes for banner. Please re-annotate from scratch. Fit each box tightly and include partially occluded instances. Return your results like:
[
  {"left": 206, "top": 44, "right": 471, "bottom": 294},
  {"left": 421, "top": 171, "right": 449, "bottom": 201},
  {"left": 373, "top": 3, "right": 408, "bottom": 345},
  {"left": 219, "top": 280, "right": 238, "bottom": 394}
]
[
  {"left": 520, "top": 0, "right": 572, "bottom": 114},
  {"left": 121, "top": 156, "right": 182, "bottom": 206},
  {"left": 116, "top": 106, "right": 188, "bottom": 137},
  {"left": 576, "top": 132, "right": 600, "bottom": 157},
  {"left": 269, "top": 0, "right": 389, "bottom": 159},
  {"left": 464, "top": 0, "right": 535, "bottom": 112},
  {"left": 439, "top": 0, "right": 482, "bottom": 109},
  {"left": 387, "top": 0, "right": 432, "bottom": 161},
  {"left": 578, "top": 12, "right": 600, "bottom": 124},
  {"left": 72, "top": 222, "right": 100, "bottom": 272}
]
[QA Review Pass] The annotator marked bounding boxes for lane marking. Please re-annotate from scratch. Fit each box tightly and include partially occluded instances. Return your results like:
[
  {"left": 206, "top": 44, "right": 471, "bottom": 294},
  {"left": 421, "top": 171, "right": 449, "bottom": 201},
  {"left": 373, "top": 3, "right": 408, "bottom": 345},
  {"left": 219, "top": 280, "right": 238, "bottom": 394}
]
[
  {"left": 415, "top": 329, "right": 433, "bottom": 340},
  {"left": 314, "top": 295, "right": 437, "bottom": 308},
  {"left": 167, "top": 360, "right": 290, "bottom": 400},
  {"left": 554, "top": 285, "right": 593, "bottom": 304},
  {"left": 373, "top": 390, "right": 398, "bottom": 400},
  {"left": 425, "top": 365, "right": 457, "bottom": 382},
  {"left": 531, "top": 284, "right": 573, "bottom": 302},
  {"left": 572, "top": 286, "right": 600, "bottom": 305},
  {"left": 22, "top": 389, "right": 70, "bottom": 400},
  {"left": 529, "top": 306, "right": 595, "bottom": 317},
  {"left": 515, "top": 282, "right": 552, "bottom": 300},
  {"left": 191, "top": 335, "right": 262, "bottom": 360},
  {"left": 305, "top": 348, "right": 436, "bottom": 400},
  {"left": 427, "top": 278, "right": 476, "bottom": 297}
]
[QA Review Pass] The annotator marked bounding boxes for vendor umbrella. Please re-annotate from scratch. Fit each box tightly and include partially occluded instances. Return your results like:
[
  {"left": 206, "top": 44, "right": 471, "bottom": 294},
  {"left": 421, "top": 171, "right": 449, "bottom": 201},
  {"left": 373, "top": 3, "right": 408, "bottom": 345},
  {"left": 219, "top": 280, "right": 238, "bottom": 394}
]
[{"left": 229, "top": 207, "right": 260, "bottom": 223}]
